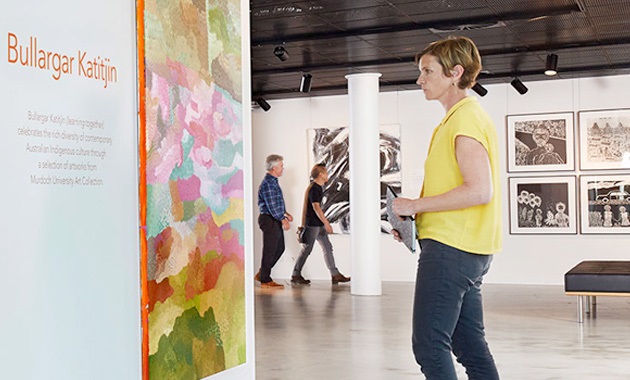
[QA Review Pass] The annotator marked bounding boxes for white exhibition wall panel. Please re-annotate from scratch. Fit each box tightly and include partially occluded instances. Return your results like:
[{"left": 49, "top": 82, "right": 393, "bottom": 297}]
[
  {"left": 252, "top": 74, "right": 630, "bottom": 286},
  {"left": 0, "top": 1, "right": 141, "bottom": 379},
  {"left": 236, "top": 0, "right": 257, "bottom": 377},
  {"left": 576, "top": 76, "right": 630, "bottom": 110}
]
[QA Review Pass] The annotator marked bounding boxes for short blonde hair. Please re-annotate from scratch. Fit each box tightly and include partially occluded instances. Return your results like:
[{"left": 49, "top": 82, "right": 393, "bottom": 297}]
[{"left": 415, "top": 36, "right": 482, "bottom": 90}]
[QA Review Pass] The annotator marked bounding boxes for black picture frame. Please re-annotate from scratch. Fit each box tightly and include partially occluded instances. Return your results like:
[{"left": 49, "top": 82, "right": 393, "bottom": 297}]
[
  {"left": 508, "top": 176, "right": 577, "bottom": 234},
  {"left": 579, "top": 174, "right": 630, "bottom": 234},
  {"left": 578, "top": 108, "right": 630, "bottom": 170},
  {"left": 506, "top": 112, "right": 575, "bottom": 173}
]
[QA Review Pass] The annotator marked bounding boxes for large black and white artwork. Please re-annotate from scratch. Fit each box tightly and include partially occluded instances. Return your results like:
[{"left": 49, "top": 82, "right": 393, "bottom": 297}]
[
  {"left": 509, "top": 176, "right": 577, "bottom": 234},
  {"left": 578, "top": 109, "right": 630, "bottom": 170},
  {"left": 579, "top": 175, "right": 630, "bottom": 234},
  {"left": 507, "top": 112, "right": 575, "bottom": 172},
  {"left": 308, "top": 125, "right": 401, "bottom": 234}
]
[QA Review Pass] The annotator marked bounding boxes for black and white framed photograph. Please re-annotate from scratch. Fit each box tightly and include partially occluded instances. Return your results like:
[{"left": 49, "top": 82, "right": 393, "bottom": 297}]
[
  {"left": 506, "top": 112, "right": 575, "bottom": 172},
  {"left": 308, "top": 125, "right": 401, "bottom": 234},
  {"left": 579, "top": 175, "right": 630, "bottom": 234},
  {"left": 578, "top": 108, "right": 630, "bottom": 170},
  {"left": 509, "top": 176, "right": 577, "bottom": 234}
]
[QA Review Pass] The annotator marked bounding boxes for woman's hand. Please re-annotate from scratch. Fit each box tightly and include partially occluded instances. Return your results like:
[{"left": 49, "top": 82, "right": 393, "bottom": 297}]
[
  {"left": 392, "top": 197, "right": 418, "bottom": 217},
  {"left": 391, "top": 229, "right": 402, "bottom": 242}
]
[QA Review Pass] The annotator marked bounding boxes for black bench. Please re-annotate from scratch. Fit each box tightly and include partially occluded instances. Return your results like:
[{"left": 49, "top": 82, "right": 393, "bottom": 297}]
[{"left": 564, "top": 261, "right": 630, "bottom": 323}]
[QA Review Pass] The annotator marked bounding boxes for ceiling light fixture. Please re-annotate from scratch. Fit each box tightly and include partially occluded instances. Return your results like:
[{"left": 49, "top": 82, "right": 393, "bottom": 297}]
[
  {"left": 545, "top": 53, "right": 558, "bottom": 76},
  {"left": 300, "top": 73, "right": 312, "bottom": 93},
  {"left": 471, "top": 82, "right": 488, "bottom": 97},
  {"left": 273, "top": 46, "right": 289, "bottom": 62},
  {"left": 256, "top": 97, "right": 271, "bottom": 112},
  {"left": 510, "top": 78, "right": 528, "bottom": 95}
]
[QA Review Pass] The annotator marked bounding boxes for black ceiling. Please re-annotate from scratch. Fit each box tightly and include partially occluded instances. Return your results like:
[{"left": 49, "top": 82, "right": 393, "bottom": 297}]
[{"left": 250, "top": 0, "right": 630, "bottom": 100}]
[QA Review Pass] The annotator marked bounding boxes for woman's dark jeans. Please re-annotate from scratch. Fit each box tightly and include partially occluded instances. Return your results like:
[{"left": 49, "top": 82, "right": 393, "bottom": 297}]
[{"left": 412, "top": 239, "right": 499, "bottom": 380}]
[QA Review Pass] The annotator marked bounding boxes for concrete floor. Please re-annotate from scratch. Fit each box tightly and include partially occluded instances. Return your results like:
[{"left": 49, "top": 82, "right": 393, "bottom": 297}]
[{"left": 255, "top": 281, "right": 630, "bottom": 379}]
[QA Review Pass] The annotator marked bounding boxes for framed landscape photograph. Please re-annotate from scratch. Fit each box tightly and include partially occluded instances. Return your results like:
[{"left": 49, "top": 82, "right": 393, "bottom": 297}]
[
  {"left": 579, "top": 175, "right": 630, "bottom": 234},
  {"left": 506, "top": 112, "right": 575, "bottom": 172},
  {"left": 578, "top": 108, "right": 630, "bottom": 170},
  {"left": 509, "top": 176, "right": 577, "bottom": 234}
]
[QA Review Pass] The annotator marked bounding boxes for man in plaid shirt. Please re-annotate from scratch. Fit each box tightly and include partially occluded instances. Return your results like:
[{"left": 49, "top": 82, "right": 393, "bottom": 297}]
[{"left": 256, "top": 154, "right": 293, "bottom": 289}]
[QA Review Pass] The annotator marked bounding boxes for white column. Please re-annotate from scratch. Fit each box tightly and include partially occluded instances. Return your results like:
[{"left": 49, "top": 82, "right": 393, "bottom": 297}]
[{"left": 345, "top": 73, "right": 382, "bottom": 296}]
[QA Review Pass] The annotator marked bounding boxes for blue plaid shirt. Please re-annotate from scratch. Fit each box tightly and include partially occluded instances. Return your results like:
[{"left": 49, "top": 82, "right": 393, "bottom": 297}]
[{"left": 258, "top": 173, "right": 286, "bottom": 221}]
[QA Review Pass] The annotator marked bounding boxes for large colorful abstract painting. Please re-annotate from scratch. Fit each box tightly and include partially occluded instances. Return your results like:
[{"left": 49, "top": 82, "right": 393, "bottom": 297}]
[{"left": 142, "top": 0, "right": 245, "bottom": 378}]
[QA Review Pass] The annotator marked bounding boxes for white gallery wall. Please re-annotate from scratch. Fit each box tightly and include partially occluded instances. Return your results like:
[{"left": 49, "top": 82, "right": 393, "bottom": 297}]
[
  {"left": 252, "top": 74, "right": 630, "bottom": 285},
  {"left": 1, "top": 0, "right": 141, "bottom": 379}
]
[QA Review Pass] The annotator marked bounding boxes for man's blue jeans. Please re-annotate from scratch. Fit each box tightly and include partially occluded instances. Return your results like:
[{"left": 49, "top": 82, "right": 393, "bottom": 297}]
[
  {"left": 292, "top": 226, "right": 340, "bottom": 276},
  {"left": 413, "top": 239, "right": 499, "bottom": 380}
]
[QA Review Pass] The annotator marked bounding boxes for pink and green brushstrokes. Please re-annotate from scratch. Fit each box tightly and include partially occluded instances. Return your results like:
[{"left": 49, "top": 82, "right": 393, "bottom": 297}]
[{"left": 144, "top": 0, "right": 245, "bottom": 378}]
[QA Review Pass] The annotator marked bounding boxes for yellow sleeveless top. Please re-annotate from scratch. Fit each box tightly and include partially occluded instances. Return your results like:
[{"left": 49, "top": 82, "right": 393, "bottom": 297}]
[{"left": 415, "top": 97, "right": 502, "bottom": 254}]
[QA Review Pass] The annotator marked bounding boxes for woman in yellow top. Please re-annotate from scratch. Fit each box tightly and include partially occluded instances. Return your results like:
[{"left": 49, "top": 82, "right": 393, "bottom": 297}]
[{"left": 393, "top": 36, "right": 502, "bottom": 380}]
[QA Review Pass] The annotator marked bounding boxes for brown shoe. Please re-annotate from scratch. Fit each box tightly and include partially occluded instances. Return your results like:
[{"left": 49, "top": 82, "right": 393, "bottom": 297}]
[
  {"left": 291, "top": 275, "right": 311, "bottom": 285},
  {"left": 332, "top": 273, "right": 351, "bottom": 284},
  {"left": 254, "top": 270, "right": 261, "bottom": 282},
  {"left": 261, "top": 280, "right": 284, "bottom": 289}
]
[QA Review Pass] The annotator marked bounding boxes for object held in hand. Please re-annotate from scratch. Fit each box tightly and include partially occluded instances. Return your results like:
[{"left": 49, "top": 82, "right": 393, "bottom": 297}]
[{"left": 386, "top": 186, "right": 417, "bottom": 253}]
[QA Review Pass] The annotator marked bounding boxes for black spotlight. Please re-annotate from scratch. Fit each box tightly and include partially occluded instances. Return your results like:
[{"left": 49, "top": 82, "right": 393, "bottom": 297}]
[
  {"left": 273, "top": 46, "right": 289, "bottom": 62},
  {"left": 300, "top": 73, "right": 312, "bottom": 93},
  {"left": 545, "top": 53, "right": 558, "bottom": 76},
  {"left": 256, "top": 97, "right": 271, "bottom": 112},
  {"left": 471, "top": 82, "right": 488, "bottom": 97},
  {"left": 510, "top": 78, "right": 528, "bottom": 95}
]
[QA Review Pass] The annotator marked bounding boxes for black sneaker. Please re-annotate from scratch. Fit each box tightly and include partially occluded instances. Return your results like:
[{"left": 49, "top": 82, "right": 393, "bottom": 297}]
[{"left": 291, "top": 275, "right": 311, "bottom": 285}]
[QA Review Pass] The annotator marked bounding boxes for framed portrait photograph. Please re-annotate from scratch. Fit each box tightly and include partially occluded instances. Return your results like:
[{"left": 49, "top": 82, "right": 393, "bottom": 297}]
[
  {"left": 506, "top": 112, "right": 575, "bottom": 172},
  {"left": 579, "top": 175, "right": 630, "bottom": 234},
  {"left": 578, "top": 108, "right": 630, "bottom": 170},
  {"left": 509, "top": 176, "right": 577, "bottom": 234}
]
